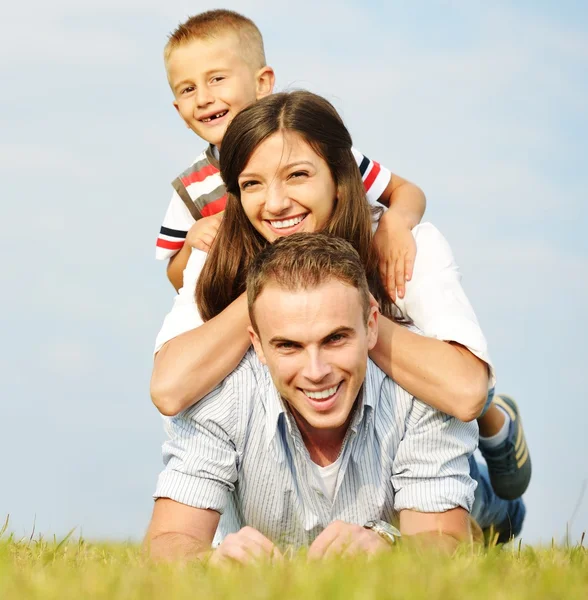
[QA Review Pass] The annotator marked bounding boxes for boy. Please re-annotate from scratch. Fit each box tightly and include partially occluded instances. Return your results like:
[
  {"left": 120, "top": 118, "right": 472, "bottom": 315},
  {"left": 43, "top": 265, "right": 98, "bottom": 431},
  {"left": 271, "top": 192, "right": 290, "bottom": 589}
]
[
  {"left": 154, "top": 9, "right": 531, "bottom": 504},
  {"left": 156, "top": 9, "right": 425, "bottom": 302}
]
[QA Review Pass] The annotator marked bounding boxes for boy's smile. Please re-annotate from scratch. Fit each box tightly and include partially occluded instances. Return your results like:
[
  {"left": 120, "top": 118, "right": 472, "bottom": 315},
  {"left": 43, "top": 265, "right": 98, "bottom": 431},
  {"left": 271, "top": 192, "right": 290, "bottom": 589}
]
[{"left": 166, "top": 33, "right": 274, "bottom": 148}]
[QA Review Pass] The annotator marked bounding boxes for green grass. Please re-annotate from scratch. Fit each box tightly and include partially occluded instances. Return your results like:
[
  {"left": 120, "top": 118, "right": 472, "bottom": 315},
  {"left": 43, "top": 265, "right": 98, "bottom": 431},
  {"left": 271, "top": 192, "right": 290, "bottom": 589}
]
[{"left": 1, "top": 533, "right": 587, "bottom": 600}]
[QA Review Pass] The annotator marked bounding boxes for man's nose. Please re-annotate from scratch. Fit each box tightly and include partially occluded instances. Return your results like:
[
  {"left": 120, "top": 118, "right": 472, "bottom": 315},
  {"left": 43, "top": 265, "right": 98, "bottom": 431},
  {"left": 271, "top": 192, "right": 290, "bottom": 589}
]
[
  {"left": 302, "top": 350, "right": 332, "bottom": 383},
  {"left": 264, "top": 181, "right": 292, "bottom": 215}
]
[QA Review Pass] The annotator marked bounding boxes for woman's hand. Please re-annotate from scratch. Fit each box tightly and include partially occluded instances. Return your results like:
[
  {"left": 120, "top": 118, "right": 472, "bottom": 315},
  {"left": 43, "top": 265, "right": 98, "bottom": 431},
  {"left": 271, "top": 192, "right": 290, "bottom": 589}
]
[{"left": 186, "top": 212, "right": 224, "bottom": 252}]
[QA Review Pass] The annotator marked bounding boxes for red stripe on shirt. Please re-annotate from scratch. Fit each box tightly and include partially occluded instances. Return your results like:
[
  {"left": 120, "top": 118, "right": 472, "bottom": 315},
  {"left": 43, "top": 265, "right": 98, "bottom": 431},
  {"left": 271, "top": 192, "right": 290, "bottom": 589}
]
[
  {"left": 156, "top": 238, "right": 185, "bottom": 250},
  {"left": 363, "top": 161, "right": 381, "bottom": 193},
  {"left": 180, "top": 164, "right": 220, "bottom": 187},
  {"left": 201, "top": 195, "right": 228, "bottom": 217}
]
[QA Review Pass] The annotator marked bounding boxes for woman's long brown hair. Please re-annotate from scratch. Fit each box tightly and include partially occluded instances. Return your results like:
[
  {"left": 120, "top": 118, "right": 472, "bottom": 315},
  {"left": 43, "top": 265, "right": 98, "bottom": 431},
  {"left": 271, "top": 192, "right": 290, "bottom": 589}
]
[{"left": 196, "top": 90, "right": 403, "bottom": 322}]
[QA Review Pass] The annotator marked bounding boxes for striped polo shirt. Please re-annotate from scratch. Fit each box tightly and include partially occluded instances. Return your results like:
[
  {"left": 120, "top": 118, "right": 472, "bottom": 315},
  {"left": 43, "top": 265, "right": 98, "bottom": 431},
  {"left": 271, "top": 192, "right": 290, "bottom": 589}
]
[
  {"left": 154, "top": 349, "right": 478, "bottom": 550},
  {"left": 155, "top": 146, "right": 391, "bottom": 260}
]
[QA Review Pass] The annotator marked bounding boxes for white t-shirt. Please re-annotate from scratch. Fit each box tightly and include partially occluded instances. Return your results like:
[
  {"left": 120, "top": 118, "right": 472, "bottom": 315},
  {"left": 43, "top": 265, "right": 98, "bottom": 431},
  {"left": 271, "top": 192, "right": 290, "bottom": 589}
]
[
  {"left": 313, "top": 455, "right": 343, "bottom": 504},
  {"left": 154, "top": 222, "right": 495, "bottom": 388}
]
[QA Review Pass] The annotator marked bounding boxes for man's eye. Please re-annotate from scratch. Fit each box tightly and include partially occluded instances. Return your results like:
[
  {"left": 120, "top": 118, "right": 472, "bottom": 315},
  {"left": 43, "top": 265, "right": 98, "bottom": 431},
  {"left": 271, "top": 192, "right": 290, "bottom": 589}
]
[
  {"left": 277, "top": 342, "right": 298, "bottom": 350},
  {"left": 327, "top": 334, "right": 346, "bottom": 344}
]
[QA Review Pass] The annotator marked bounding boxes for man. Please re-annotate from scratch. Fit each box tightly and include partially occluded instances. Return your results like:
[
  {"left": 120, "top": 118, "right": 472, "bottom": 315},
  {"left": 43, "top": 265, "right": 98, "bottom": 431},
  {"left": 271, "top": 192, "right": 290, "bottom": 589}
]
[{"left": 146, "top": 234, "right": 485, "bottom": 563}]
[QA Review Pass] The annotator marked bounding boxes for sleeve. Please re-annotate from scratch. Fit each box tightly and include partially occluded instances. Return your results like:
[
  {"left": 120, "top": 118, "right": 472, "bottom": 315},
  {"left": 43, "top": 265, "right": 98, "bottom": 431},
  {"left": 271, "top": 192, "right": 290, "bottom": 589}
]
[
  {"left": 154, "top": 375, "right": 240, "bottom": 513},
  {"left": 391, "top": 391, "right": 478, "bottom": 513},
  {"left": 155, "top": 190, "right": 196, "bottom": 260},
  {"left": 351, "top": 147, "right": 392, "bottom": 207},
  {"left": 395, "top": 223, "right": 496, "bottom": 389},
  {"left": 154, "top": 248, "right": 207, "bottom": 353}
]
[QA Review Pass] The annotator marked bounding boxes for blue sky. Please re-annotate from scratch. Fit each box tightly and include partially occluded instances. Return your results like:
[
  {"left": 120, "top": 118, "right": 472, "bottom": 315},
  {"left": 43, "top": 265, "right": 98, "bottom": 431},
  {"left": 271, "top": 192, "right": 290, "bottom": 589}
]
[{"left": 1, "top": 0, "right": 587, "bottom": 544}]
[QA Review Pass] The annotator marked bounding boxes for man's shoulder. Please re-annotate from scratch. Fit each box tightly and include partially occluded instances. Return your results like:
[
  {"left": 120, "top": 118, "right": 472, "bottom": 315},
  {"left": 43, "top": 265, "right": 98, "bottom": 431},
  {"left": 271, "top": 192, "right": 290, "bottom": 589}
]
[{"left": 365, "top": 359, "right": 417, "bottom": 417}]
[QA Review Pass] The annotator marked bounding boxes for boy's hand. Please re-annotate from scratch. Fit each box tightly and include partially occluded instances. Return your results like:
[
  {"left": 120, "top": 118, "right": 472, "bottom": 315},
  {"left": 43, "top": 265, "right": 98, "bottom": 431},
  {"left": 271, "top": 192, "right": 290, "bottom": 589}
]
[
  {"left": 373, "top": 210, "right": 416, "bottom": 302},
  {"left": 185, "top": 212, "right": 224, "bottom": 252}
]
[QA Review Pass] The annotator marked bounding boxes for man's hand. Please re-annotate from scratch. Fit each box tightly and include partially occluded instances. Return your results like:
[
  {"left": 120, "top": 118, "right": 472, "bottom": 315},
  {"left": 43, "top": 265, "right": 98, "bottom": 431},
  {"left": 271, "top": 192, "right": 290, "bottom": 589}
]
[
  {"left": 185, "top": 212, "right": 224, "bottom": 252},
  {"left": 209, "top": 526, "right": 283, "bottom": 566},
  {"left": 373, "top": 211, "right": 417, "bottom": 302},
  {"left": 307, "top": 521, "right": 390, "bottom": 560}
]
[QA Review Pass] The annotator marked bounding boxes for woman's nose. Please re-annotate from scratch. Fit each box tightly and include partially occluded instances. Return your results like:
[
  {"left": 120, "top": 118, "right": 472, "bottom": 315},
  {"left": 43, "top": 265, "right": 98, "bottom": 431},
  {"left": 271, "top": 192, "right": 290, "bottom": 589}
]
[{"left": 264, "top": 182, "right": 292, "bottom": 215}]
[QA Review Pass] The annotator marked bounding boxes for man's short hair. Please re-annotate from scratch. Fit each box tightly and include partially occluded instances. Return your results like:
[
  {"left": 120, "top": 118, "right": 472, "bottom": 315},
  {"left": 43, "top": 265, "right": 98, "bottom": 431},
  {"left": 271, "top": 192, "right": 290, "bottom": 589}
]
[
  {"left": 246, "top": 233, "right": 372, "bottom": 333},
  {"left": 164, "top": 9, "right": 266, "bottom": 71}
]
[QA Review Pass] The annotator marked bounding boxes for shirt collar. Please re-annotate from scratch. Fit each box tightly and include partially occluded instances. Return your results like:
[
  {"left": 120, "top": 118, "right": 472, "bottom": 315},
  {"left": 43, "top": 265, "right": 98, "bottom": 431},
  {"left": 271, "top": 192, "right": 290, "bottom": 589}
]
[
  {"left": 264, "top": 358, "right": 385, "bottom": 459},
  {"left": 206, "top": 144, "right": 220, "bottom": 168}
]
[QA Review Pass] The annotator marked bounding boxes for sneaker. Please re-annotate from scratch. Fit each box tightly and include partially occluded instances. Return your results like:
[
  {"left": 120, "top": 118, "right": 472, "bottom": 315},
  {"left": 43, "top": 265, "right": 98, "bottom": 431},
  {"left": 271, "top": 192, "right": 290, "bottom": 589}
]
[{"left": 480, "top": 395, "right": 532, "bottom": 500}]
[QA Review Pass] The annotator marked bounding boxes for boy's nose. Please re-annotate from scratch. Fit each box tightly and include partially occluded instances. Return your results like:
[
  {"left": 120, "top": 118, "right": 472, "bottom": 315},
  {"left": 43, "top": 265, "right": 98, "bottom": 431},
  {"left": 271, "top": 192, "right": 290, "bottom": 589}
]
[{"left": 196, "top": 87, "right": 214, "bottom": 108}]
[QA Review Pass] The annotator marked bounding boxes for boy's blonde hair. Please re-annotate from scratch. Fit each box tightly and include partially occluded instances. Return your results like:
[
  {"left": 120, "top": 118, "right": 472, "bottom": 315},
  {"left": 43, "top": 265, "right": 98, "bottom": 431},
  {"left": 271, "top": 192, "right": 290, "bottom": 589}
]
[{"left": 164, "top": 9, "right": 266, "bottom": 71}]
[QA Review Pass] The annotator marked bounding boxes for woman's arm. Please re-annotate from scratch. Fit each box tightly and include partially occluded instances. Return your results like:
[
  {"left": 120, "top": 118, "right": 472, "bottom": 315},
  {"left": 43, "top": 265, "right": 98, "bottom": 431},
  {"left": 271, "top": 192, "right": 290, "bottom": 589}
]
[
  {"left": 370, "top": 223, "right": 492, "bottom": 421},
  {"left": 151, "top": 249, "right": 250, "bottom": 416},
  {"left": 370, "top": 317, "right": 488, "bottom": 421}
]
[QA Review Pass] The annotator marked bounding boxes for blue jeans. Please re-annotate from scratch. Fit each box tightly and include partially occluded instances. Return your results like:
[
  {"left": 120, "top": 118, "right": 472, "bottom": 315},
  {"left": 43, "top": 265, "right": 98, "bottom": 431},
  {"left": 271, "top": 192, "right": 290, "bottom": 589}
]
[{"left": 469, "top": 457, "right": 526, "bottom": 538}]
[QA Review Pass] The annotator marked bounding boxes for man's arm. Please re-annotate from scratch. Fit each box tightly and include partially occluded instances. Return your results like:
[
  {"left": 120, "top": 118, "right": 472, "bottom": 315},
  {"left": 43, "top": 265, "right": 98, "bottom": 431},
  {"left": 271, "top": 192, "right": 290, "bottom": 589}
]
[
  {"left": 399, "top": 507, "right": 473, "bottom": 552},
  {"left": 145, "top": 498, "right": 220, "bottom": 562},
  {"left": 391, "top": 387, "right": 479, "bottom": 549}
]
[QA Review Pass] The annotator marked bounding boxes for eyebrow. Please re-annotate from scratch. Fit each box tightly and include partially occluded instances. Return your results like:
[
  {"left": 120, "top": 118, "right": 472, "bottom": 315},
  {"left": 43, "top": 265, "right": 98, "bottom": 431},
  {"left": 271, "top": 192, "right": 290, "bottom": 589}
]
[
  {"left": 239, "top": 160, "right": 316, "bottom": 180},
  {"left": 268, "top": 326, "right": 355, "bottom": 347}
]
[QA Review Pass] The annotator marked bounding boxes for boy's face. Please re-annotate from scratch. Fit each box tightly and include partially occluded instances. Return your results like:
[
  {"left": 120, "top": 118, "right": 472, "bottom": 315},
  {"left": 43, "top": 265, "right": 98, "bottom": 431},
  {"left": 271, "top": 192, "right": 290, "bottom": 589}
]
[{"left": 167, "top": 33, "right": 274, "bottom": 148}]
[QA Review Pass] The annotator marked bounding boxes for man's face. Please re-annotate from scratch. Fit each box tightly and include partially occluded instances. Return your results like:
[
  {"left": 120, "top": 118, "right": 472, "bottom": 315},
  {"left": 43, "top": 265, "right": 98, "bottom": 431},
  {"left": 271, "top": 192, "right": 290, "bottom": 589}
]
[
  {"left": 250, "top": 279, "right": 378, "bottom": 434},
  {"left": 166, "top": 33, "right": 273, "bottom": 147}
]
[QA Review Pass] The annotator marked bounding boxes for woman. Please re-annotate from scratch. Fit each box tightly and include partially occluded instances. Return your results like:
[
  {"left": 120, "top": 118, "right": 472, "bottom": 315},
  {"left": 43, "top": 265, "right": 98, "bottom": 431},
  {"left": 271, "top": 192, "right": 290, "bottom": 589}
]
[{"left": 152, "top": 91, "right": 528, "bottom": 517}]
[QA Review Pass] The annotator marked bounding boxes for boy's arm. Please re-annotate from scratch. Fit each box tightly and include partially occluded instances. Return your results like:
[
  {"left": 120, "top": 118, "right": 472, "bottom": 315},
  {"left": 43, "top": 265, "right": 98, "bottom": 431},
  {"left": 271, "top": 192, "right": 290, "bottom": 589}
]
[
  {"left": 167, "top": 244, "right": 192, "bottom": 292},
  {"left": 374, "top": 173, "right": 426, "bottom": 301}
]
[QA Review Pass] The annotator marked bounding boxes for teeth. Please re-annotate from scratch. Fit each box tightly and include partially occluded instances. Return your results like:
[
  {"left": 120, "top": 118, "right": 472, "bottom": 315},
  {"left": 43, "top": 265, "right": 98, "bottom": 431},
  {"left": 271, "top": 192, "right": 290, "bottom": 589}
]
[
  {"left": 303, "top": 384, "right": 339, "bottom": 400},
  {"left": 270, "top": 215, "right": 305, "bottom": 229},
  {"left": 201, "top": 111, "right": 227, "bottom": 123}
]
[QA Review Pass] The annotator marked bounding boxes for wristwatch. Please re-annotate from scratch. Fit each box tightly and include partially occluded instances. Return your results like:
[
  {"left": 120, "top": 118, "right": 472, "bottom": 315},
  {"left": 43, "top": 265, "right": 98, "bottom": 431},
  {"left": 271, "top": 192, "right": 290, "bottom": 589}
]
[{"left": 363, "top": 520, "right": 402, "bottom": 546}]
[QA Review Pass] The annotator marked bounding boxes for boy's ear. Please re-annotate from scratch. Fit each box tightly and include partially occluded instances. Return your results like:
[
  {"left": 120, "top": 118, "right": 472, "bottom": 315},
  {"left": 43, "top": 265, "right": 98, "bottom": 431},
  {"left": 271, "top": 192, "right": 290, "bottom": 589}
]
[
  {"left": 248, "top": 325, "right": 267, "bottom": 365},
  {"left": 256, "top": 66, "right": 275, "bottom": 100}
]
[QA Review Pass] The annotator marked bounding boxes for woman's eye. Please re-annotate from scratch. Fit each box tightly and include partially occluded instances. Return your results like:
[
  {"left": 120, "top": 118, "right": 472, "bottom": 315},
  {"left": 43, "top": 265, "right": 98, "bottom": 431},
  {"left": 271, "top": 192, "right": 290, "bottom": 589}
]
[
  {"left": 289, "top": 171, "right": 308, "bottom": 180},
  {"left": 240, "top": 180, "right": 259, "bottom": 190}
]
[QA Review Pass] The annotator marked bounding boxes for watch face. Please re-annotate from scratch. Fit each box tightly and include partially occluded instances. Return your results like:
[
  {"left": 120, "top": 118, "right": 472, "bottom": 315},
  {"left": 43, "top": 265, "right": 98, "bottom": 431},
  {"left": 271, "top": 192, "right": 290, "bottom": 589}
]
[{"left": 378, "top": 521, "right": 401, "bottom": 538}]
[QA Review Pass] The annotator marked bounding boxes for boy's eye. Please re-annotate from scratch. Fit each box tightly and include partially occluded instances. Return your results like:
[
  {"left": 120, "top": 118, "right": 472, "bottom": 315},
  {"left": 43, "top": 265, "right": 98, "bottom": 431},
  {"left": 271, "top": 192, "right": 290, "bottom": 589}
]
[
  {"left": 181, "top": 86, "right": 195, "bottom": 95},
  {"left": 211, "top": 76, "right": 226, "bottom": 83}
]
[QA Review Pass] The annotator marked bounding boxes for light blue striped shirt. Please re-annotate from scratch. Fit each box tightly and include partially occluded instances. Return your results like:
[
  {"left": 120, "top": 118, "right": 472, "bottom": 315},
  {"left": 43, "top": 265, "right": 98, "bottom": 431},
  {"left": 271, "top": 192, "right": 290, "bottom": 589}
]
[{"left": 155, "top": 349, "right": 477, "bottom": 549}]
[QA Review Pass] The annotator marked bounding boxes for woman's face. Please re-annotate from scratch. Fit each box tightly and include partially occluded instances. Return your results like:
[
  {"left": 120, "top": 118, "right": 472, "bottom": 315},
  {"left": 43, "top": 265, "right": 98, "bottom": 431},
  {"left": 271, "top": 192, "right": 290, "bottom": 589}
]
[{"left": 237, "top": 131, "right": 337, "bottom": 242}]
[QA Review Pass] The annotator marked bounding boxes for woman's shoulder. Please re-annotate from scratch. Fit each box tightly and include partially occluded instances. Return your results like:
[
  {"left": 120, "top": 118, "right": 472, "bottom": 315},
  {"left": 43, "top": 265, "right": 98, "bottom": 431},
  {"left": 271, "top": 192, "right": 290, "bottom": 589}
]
[{"left": 411, "top": 222, "right": 457, "bottom": 273}]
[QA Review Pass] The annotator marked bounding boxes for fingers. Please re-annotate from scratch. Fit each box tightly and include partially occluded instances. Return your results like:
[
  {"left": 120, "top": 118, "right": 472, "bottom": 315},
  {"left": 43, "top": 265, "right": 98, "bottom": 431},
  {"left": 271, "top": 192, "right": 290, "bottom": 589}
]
[
  {"left": 211, "top": 527, "right": 282, "bottom": 567},
  {"left": 309, "top": 522, "right": 389, "bottom": 560},
  {"left": 307, "top": 522, "right": 342, "bottom": 560},
  {"left": 394, "top": 257, "right": 406, "bottom": 300},
  {"left": 380, "top": 259, "right": 396, "bottom": 303}
]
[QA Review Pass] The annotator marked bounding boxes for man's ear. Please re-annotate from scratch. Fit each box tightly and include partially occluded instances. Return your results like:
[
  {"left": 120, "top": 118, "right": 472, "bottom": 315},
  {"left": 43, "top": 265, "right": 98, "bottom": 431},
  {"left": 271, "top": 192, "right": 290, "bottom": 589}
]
[
  {"left": 366, "top": 305, "right": 379, "bottom": 351},
  {"left": 255, "top": 66, "right": 275, "bottom": 99},
  {"left": 248, "top": 325, "right": 267, "bottom": 365}
]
